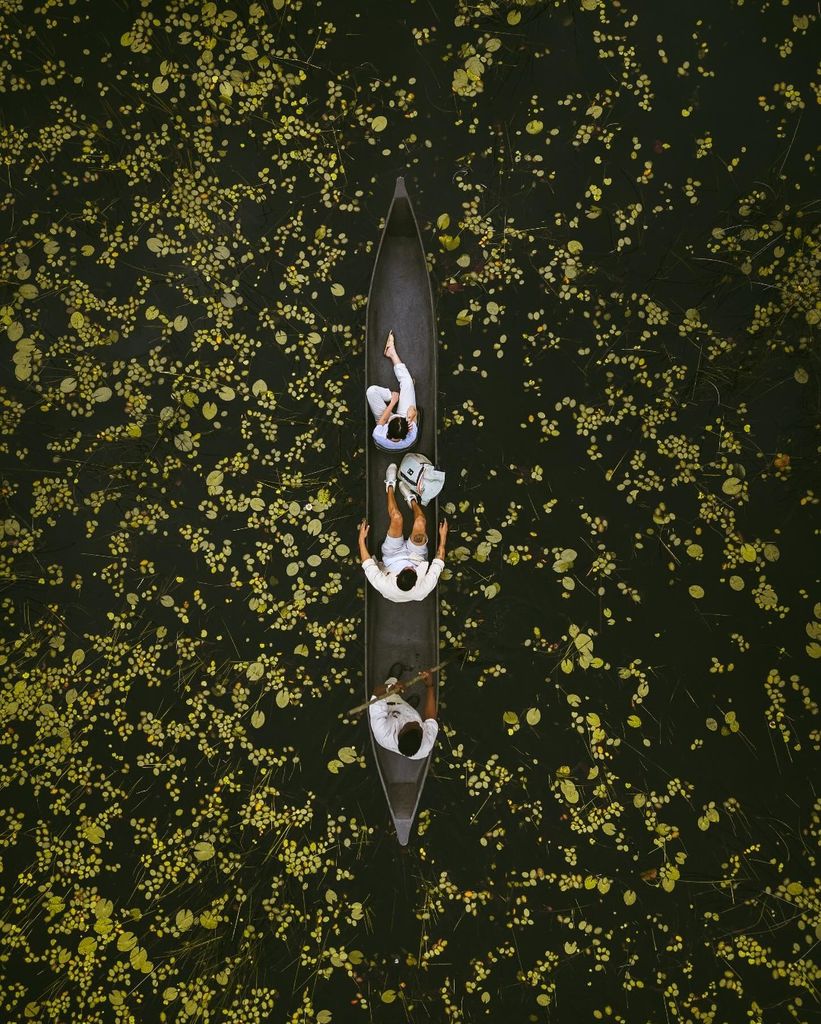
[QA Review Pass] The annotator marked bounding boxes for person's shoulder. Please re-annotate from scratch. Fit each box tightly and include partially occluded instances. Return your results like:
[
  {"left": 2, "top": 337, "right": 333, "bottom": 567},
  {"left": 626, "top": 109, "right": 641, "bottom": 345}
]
[
  {"left": 365, "top": 564, "right": 393, "bottom": 591},
  {"left": 414, "top": 719, "right": 438, "bottom": 756},
  {"left": 371, "top": 573, "right": 404, "bottom": 600}
]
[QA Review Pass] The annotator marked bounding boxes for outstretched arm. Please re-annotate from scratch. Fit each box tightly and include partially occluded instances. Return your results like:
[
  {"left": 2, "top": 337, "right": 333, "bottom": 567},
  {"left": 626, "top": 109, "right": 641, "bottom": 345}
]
[
  {"left": 435, "top": 518, "right": 448, "bottom": 562},
  {"left": 421, "top": 670, "right": 437, "bottom": 720},
  {"left": 358, "top": 520, "right": 371, "bottom": 563}
]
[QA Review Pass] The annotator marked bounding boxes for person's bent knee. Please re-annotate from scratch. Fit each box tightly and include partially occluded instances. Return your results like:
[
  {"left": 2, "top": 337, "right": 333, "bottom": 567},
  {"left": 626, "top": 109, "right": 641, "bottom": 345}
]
[
  {"left": 389, "top": 509, "right": 404, "bottom": 526},
  {"left": 366, "top": 385, "right": 383, "bottom": 400},
  {"left": 411, "top": 533, "right": 427, "bottom": 546}
]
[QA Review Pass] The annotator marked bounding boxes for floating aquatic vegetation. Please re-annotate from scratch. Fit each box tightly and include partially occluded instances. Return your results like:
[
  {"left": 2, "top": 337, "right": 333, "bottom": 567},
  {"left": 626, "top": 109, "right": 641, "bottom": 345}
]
[{"left": 0, "top": 0, "right": 818, "bottom": 1021}]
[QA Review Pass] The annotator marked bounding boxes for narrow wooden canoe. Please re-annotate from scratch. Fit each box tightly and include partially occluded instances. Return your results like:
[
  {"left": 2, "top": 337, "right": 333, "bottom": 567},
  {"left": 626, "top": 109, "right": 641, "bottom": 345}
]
[{"left": 364, "top": 176, "right": 439, "bottom": 846}]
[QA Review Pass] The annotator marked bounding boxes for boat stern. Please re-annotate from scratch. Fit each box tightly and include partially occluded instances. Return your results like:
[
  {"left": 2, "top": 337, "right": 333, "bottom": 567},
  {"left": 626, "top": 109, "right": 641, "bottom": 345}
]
[{"left": 394, "top": 817, "right": 413, "bottom": 846}]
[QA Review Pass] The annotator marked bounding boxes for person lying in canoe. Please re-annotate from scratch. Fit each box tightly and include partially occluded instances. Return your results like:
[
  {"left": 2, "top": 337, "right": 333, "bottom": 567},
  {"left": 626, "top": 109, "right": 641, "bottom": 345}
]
[
  {"left": 368, "top": 669, "right": 438, "bottom": 759},
  {"left": 358, "top": 468, "right": 448, "bottom": 602},
  {"left": 366, "top": 329, "right": 418, "bottom": 451}
]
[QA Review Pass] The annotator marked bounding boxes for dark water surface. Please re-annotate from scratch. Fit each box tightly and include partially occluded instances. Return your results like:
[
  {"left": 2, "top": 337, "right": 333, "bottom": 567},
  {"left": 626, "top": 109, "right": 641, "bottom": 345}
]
[{"left": 0, "top": 1, "right": 818, "bottom": 1021}]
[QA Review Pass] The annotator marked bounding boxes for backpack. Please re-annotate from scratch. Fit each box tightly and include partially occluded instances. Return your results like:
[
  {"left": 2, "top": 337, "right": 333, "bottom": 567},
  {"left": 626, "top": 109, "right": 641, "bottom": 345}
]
[{"left": 398, "top": 452, "right": 445, "bottom": 507}]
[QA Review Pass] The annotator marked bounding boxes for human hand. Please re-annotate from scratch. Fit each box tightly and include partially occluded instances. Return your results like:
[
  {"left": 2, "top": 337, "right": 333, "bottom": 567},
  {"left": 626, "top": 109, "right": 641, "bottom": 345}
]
[
  {"left": 438, "top": 518, "right": 448, "bottom": 542},
  {"left": 358, "top": 520, "right": 370, "bottom": 541},
  {"left": 420, "top": 670, "right": 434, "bottom": 688},
  {"left": 390, "top": 391, "right": 400, "bottom": 406},
  {"left": 406, "top": 405, "right": 417, "bottom": 424}
]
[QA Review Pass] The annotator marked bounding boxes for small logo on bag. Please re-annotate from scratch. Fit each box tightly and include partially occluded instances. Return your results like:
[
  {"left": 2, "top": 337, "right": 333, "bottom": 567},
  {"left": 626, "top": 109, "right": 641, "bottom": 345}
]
[{"left": 398, "top": 452, "right": 445, "bottom": 506}]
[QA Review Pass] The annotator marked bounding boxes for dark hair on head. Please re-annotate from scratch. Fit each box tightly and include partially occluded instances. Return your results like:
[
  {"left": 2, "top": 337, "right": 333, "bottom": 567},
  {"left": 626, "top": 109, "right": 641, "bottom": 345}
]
[
  {"left": 396, "top": 567, "right": 417, "bottom": 592},
  {"left": 387, "top": 417, "right": 409, "bottom": 440},
  {"left": 398, "top": 725, "right": 422, "bottom": 756}
]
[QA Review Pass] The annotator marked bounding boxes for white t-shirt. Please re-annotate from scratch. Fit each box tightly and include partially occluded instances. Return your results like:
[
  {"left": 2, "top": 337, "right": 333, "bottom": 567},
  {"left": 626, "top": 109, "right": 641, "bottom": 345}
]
[
  {"left": 362, "top": 557, "right": 444, "bottom": 602},
  {"left": 368, "top": 693, "right": 438, "bottom": 760},
  {"left": 372, "top": 418, "right": 418, "bottom": 452}
]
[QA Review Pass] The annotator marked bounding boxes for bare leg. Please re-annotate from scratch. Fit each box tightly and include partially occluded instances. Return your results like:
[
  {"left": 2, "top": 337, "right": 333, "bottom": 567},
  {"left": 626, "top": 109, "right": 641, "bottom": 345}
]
[
  {"left": 384, "top": 329, "right": 402, "bottom": 367},
  {"left": 386, "top": 485, "right": 404, "bottom": 538},
  {"left": 409, "top": 498, "right": 427, "bottom": 545}
]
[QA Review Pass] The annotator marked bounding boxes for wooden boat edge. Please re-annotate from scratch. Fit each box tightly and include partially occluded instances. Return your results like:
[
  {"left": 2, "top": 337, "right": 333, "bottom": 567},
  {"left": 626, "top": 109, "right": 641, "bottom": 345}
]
[{"left": 364, "top": 176, "right": 439, "bottom": 846}]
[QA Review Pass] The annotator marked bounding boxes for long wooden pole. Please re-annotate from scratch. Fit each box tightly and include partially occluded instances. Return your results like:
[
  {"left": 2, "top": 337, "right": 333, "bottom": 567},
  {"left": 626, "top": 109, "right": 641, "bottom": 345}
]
[{"left": 347, "top": 658, "right": 453, "bottom": 717}]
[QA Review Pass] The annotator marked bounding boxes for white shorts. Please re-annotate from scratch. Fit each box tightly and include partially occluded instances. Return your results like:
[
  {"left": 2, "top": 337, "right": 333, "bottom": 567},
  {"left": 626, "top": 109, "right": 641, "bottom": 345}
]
[{"left": 381, "top": 533, "right": 428, "bottom": 572}]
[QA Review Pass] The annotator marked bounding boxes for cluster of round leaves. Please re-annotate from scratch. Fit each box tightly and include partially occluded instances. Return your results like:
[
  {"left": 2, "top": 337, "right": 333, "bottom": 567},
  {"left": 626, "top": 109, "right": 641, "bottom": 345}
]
[{"left": 0, "top": 0, "right": 818, "bottom": 1022}]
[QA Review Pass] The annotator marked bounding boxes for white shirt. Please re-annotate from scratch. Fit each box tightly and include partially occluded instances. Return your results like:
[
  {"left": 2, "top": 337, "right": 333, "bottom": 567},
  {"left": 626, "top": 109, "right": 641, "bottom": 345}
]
[
  {"left": 362, "top": 557, "right": 444, "bottom": 602},
  {"left": 368, "top": 693, "right": 438, "bottom": 760},
  {"left": 372, "top": 418, "right": 418, "bottom": 452}
]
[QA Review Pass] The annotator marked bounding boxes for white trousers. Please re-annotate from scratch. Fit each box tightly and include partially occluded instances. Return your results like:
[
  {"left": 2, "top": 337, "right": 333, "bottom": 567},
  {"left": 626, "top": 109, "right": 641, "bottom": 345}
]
[{"left": 366, "top": 362, "right": 416, "bottom": 420}]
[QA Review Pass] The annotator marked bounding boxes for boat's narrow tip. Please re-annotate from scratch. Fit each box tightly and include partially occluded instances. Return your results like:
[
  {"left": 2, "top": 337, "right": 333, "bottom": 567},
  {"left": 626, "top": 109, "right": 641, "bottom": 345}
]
[
  {"left": 394, "top": 818, "right": 413, "bottom": 846},
  {"left": 393, "top": 175, "right": 408, "bottom": 197}
]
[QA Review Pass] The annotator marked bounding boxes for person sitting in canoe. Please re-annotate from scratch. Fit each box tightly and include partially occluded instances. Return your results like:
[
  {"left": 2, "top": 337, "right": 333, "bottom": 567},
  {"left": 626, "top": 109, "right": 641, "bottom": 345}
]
[
  {"left": 358, "top": 470, "right": 448, "bottom": 602},
  {"left": 368, "top": 669, "right": 438, "bottom": 759},
  {"left": 366, "top": 329, "right": 418, "bottom": 451}
]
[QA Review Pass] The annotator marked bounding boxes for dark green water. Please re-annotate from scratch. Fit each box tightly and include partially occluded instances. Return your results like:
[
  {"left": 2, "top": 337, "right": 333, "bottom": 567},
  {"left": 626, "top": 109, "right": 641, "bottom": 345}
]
[{"left": 0, "top": 1, "right": 818, "bottom": 1021}]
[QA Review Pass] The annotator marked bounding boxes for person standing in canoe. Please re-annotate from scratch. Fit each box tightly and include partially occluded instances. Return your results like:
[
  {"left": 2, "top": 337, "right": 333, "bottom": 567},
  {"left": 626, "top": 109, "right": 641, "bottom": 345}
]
[
  {"left": 366, "top": 329, "right": 418, "bottom": 451},
  {"left": 368, "top": 669, "right": 438, "bottom": 759},
  {"left": 358, "top": 475, "right": 448, "bottom": 601}
]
